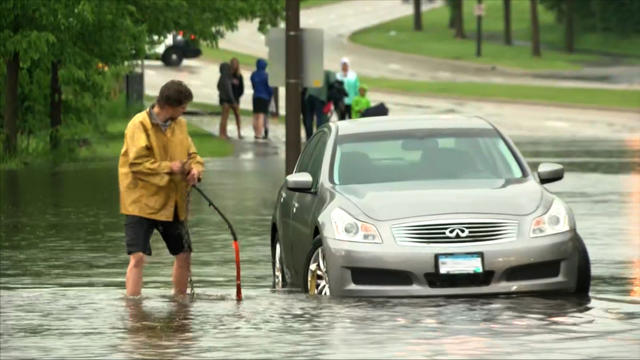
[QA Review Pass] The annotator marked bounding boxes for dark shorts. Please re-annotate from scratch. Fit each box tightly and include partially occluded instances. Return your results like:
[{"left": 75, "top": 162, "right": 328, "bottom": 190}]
[
  {"left": 124, "top": 213, "right": 192, "bottom": 256},
  {"left": 253, "top": 97, "right": 269, "bottom": 114},
  {"left": 219, "top": 98, "right": 235, "bottom": 106}
]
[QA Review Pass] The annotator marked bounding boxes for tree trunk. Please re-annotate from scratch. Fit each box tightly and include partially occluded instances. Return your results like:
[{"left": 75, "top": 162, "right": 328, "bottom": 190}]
[
  {"left": 3, "top": 52, "right": 19, "bottom": 156},
  {"left": 448, "top": 0, "right": 455, "bottom": 29},
  {"left": 565, "top": 0, "right": 574, "bottom": 53},
  {"left": 413, "top": 0, "right": 423, "bottom": 31},
  {"left": 503, "top": 0, "right": 512, "bottom": 45},
  {"left": 49, "top": 60, "right": 62, "bottom": 150},
  {"left": 476, "top": 0, "right": 483, "bottom": 57},
  {"left": 454, "top": 0, "right": 466, "bottom": 39},
  {"left": 530, "top": 0, "right": 541, "bottom": 57}
]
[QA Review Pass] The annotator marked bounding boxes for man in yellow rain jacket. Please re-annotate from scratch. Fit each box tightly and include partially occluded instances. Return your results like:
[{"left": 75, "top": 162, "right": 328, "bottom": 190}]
[{"left": 118, "top": 80, "right": 204, "bottom": 297}]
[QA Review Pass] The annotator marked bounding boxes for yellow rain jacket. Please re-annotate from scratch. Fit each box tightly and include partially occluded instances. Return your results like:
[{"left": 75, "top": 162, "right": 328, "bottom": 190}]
[{"left": 118, "top": 109, "right": 204, "bottom": 222}]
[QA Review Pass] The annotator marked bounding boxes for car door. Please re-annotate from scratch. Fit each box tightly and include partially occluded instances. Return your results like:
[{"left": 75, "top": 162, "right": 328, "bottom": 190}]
[
  {"left": 279, "top": 132, "right": 324, "bottom": 277},
  {"left": 289, "top": 130, "right": 330, "bottom": 280}
]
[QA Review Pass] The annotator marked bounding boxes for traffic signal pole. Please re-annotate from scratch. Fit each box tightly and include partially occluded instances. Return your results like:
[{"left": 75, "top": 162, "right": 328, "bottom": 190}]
[{"left": 285, "top": 0, "right": 302, "bottom": 175}]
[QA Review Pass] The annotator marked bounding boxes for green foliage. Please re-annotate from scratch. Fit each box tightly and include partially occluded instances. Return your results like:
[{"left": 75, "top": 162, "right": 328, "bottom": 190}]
[
  {"left": 1, "top": 0, "right": 284, "bottom": 165},
  {"left": 540, "top": 0, "right": 640, "bottom": 34}
]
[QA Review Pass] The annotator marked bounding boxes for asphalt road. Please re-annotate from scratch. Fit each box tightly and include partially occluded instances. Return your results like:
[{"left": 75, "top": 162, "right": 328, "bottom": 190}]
[{"left": 145, "top": 58, "right": 639, "bottom": 142}]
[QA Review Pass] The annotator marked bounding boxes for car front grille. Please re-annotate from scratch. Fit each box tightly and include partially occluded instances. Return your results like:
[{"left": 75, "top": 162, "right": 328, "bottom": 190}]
[{"left": 392, "top": 219, "right": 519, "bottom": 245}]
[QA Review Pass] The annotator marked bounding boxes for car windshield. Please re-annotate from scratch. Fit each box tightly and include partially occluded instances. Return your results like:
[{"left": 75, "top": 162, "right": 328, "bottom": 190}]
[{"left": 332, "top": 129, "right": 524, "bottom": 185}]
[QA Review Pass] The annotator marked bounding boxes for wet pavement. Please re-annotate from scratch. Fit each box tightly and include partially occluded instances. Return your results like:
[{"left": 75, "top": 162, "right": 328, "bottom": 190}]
[{"left": 1, "top": 129, "right": 639, "bottom": 358}]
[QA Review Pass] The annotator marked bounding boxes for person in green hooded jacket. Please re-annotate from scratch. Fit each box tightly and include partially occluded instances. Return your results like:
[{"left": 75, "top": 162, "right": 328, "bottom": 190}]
[{"left": 351, "top": 84, "right": 371, "bottom": 119}]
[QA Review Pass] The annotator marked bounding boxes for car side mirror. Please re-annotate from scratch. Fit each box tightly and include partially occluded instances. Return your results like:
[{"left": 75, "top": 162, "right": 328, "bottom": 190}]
[
  {"left": 286, "top": 172, "right": 313, "bottom": 192},
  {"left": 537, "top": 162, "right": 564, "bottom": 184}
]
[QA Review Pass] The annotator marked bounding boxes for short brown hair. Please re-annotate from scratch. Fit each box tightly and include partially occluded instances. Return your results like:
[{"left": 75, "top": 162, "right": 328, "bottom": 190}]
[{"left": 156, "top": 80, "right": 193, "bottom": 107}]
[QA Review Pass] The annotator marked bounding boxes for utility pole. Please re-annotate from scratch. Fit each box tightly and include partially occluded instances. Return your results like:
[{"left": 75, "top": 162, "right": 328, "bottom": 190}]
[
  {"left": 285, "top": 0, "right": 302, "bottom": 175},
  {"left": 475, "top": 0, "right": 483, "bottom": 57}
]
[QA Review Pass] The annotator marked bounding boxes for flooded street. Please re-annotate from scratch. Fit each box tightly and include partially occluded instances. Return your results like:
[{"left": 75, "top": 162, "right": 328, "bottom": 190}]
[{"left": 1, "top": 135, "right": 639, "bottom": 359}]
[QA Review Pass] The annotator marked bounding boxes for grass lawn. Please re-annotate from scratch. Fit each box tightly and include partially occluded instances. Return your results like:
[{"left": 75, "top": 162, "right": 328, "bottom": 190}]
[
  {"left": 361, "top": 75, "right": 640, "bottom": 110},
  {"left": 201, "top": 46, "right": 260, "bottom": 68},
  {"left": 350, "top": 1, "right": 640, "bottom": 70},
  {"left": 77, "top": 97, "right": 233, "bottom": 161},
  {"left": 301, "top": 0, "right": 341, "bottom": 9}
]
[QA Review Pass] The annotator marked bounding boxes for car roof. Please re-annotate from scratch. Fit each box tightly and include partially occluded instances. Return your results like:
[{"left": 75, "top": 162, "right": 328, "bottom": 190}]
[{"left": 334, "top": 115, "right": 495, "bottom": 136}]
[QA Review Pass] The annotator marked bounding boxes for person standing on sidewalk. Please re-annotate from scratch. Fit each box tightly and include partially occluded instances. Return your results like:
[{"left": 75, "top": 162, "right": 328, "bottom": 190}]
[
  {"left": 118, "top": 80, "right": 204, "bottom": 298},
  {"left": 303, "top": 70, "right": 335, "bottom": 139},
  {"left": 229, "top": 57, "right": 244, "bottom": 139},
  {"left": 335, "top": 57, "right": 359, "bottom": 120},
  {"left": 217, "top": 62, "right": 236, "bottom": 139},
  {"left": 250, "top": 58, "right": 273, "bottom": 139}
]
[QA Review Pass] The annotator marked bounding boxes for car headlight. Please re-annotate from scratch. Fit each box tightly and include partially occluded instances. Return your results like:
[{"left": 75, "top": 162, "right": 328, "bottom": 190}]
[
  {"left": 530, "top": 199, "right": 571, "bottom": 238},
  {"left": 330, "top": 208, "right": 382, "bottom": 243}
]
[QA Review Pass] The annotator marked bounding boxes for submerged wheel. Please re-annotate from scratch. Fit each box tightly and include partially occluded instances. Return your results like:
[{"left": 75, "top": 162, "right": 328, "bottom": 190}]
[
  {"left": 304, "top": 236, "right": 330, "bottom": 296},
  {"left": 271, "top": 232, "right": 287, "bottom": 289},
  {"left": 574, "top": 237, "right": 591, "bottom": 295}
]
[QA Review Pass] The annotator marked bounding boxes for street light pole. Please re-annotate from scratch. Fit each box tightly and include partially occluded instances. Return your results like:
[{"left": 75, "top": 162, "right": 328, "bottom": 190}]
[{"left": 285, "top": 0, "right": 302, "bottom": 175}]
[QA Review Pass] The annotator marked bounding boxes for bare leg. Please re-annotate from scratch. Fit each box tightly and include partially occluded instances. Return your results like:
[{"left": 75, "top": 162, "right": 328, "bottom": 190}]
[
  {"left": 257, "top": 113, "right": 264, "bottom": 138},
  {"left": 126, "top": 252, "right": 145, "bottom": 296},
  {"left": 172, "top": 252, "right": 191, "bottom": 296},
  {"left": 253, "top": 113, "right": 260, "bottom": 138},
  {"left": 219, "top": 104, "right": 230, "bottom": 139},
  {"left": 231, "top": 104, "right": 243, "bottom": 139}
]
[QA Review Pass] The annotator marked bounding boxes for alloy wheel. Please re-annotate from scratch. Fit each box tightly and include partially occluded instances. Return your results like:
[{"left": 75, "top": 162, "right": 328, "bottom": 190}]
[
  {"left": 274, "top": 241, "right": 284, "bottom": 289},
  {"left": 307, "top": 246, "right": 330, "bottom": 296}
]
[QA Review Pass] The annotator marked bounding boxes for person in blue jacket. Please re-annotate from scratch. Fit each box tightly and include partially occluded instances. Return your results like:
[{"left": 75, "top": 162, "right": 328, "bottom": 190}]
[{"left": 250, "top": 59, "right": 273, "bottom": 139}]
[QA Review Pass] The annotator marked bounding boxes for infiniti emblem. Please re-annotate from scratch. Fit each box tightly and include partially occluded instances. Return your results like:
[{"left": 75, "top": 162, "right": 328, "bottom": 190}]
[{"left": 445, "top": 226, "right": 469, "bottom": 238}]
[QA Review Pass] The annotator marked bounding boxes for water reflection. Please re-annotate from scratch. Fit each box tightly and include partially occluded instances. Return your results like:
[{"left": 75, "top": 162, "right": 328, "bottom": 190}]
[
  {"left": 123, "top": 297, "right": 194, "bottom": 358},
  {"left": 2, "top": 137, "right": 640, "bottom": 358}
]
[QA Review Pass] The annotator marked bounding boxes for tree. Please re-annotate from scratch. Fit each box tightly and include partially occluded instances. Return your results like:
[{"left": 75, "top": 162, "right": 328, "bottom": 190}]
[
  {"left": 3, "top": 52, "right": 19, "bottom": 155},
  {"left": 447, "top": 0, "right": 456, "bottom": 29},
  {"left": 413, "top": 0, "right": 423, "bottom": 31},
  {"left": 454, "top": 0, "right": 466, "bottom": 39},
  {"left": 530, "top": 0, "right": 541, "bottom": 57},
  {"left": 1, "top": 0, "right": 285, "bottom": 159},
  {"left": 565, "top": 0, "right": 574, "bottom": 53},
  {"left": 0, "top": 0, "right": 55, "bottom": 155},
  {"left": 541, "top": 0, "right": 640, "bottom": 35},
  {"left": 503, "top": 0, "right": 512, "bottom": 45}
]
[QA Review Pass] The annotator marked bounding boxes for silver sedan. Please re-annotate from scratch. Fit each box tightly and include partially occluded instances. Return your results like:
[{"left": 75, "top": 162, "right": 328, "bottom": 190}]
[{"left": 270, "top": 116, "right": 591, "bottom": 297}]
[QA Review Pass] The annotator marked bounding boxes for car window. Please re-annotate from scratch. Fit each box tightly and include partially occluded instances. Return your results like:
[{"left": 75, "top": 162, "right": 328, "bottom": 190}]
[
  {"left": 306, "top": 132, "right": 329, "bottom": 190},
  {"left": 332, "top": 129, "right": 524, "bottom": 185},
  {"left": 295, "top": 131, "right": 324, "bottom": 174}
]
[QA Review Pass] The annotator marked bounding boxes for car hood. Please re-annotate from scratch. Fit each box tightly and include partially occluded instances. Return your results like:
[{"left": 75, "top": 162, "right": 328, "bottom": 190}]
[{"left": 334, "top": 179, "right": 542, "bottom": 221}]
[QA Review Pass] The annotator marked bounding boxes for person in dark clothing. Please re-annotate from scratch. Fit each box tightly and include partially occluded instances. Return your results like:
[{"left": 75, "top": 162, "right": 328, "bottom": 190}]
[
  {"left": 327, "top": 79, "right": 347, "bottom": 120},
  {"left": 229, "top": 58, "right": 244, "bottom": 139},
  {"left": 217, "top": 62, "right": 236, "bottom": 139},
  {"left": 303, "top": 70, "right": 335, "bottom": 140},
  {"left": 250, "top": 58, "right": 273, "bottom": 139}
]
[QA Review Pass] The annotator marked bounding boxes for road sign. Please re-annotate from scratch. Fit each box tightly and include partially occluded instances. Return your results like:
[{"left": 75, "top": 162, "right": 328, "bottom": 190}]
[
  {"left": 267, "top": 28, "right": 324, "bottom": 88},
  {"left": 474, "top": 4, "right": 485, "bottom": 16}
]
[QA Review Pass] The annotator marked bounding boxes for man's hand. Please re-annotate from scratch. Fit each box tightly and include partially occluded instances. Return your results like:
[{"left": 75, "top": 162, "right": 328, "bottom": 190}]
[
  {"left": 170, "top": 160, "right": 185, "bottom": 174},
  {"left": 186, "top": 167, "right": 201, "bottom": 186}
]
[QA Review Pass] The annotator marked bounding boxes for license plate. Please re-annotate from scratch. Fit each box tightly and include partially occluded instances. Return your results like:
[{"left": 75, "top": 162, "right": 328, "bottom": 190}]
[{"left": 437, "top": 253, "right": 483, "bottom": 274}]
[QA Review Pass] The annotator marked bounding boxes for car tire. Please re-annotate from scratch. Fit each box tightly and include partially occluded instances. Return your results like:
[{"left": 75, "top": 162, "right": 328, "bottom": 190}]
[
  {"left": 271, "top": 231, "right": 287, "bottom": 289},
  {"left": 161, "top": 47, "right": 183, "bottom": 67},
  {"left": 303, "top": 236, "right": 330, "bottom": 296},
  {"left": 574, "top": 237, "right": 591, "bottom": 295}
]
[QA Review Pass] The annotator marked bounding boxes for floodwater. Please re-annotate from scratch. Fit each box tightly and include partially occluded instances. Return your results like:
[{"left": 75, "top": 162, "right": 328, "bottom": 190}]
[{"left": 1, "top": 136, "right": 639, "bottom": 359}]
